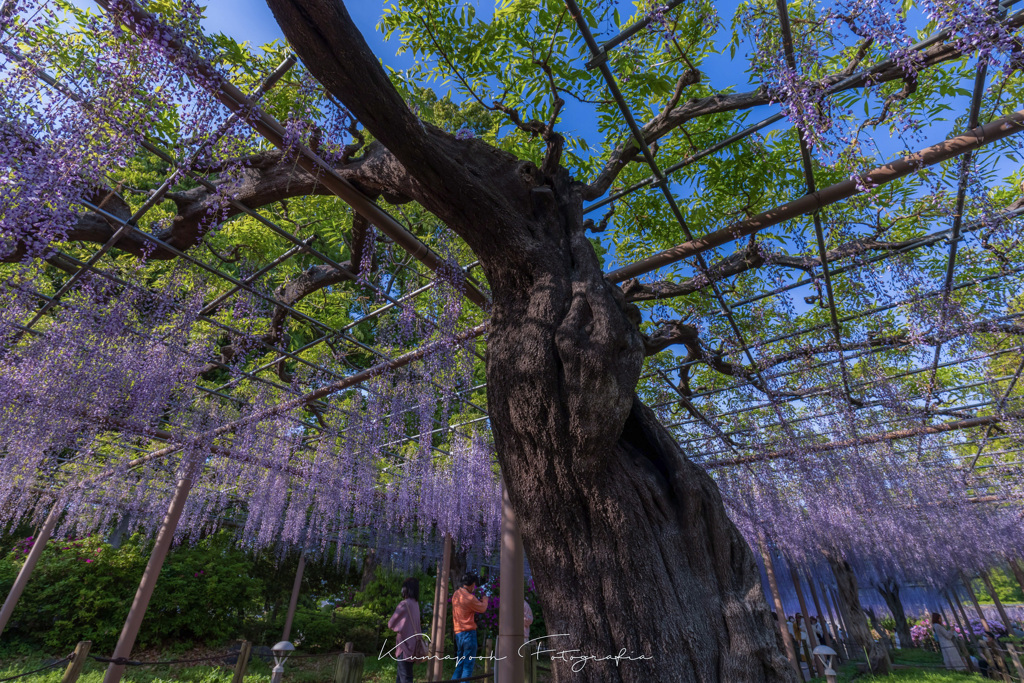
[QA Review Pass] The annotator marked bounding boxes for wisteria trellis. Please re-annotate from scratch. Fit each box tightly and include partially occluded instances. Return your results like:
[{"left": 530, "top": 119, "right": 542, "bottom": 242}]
[{"left": 1, "top": 0, "right": 1024, "bottom": 633}]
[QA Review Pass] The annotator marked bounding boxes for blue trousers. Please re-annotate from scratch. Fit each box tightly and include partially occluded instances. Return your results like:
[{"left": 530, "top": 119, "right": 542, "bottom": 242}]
[{"left": 454, "top": 629, "right": 478, "bottom": 681}]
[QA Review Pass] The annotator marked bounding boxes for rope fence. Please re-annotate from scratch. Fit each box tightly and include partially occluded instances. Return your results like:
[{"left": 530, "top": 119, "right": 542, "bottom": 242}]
[
  {"left": 88, "top": 652, "right": 235, "bottom": 666},
  {"left": 0, "top": 654, "right": 72, "bottom": 682}
]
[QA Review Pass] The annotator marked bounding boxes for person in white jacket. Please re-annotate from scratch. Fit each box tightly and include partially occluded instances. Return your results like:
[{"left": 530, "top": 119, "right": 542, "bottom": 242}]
[{"left": 932, "top": 612, "right": 967, "bottom": 671}]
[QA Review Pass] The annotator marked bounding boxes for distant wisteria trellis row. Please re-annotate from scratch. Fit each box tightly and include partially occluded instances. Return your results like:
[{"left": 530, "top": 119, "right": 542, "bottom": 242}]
[
  {"left": 0, "top": 260, "right": 501, "bottom": 567},
  {"left": 0, "top": 0, "right": 500, "bottom": 570}
]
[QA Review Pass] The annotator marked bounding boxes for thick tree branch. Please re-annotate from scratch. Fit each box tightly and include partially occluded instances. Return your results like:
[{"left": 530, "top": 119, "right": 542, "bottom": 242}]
[
  {"left": 622, "top": 202, "right": 1024, "bottom": 304},
  {"left": 0, "top": 141, "right": 418, "bottom": 263},
  {"left": 582, "top": 18, "right": 1024, "bottom": 200}
]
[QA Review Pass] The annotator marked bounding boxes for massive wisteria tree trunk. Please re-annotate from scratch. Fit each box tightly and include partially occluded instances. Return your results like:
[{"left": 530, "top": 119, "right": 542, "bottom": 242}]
[
  {"left": 828, "top": 554, "right": 892, "bottom": 674},
  {"left": 264, "top": 2, "right": 794, "bottom": 681}
]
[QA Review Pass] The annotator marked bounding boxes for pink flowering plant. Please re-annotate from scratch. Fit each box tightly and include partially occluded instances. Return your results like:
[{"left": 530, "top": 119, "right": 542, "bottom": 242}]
[{"left": 475, "top": 573, "right": 543, "bottom": 640}]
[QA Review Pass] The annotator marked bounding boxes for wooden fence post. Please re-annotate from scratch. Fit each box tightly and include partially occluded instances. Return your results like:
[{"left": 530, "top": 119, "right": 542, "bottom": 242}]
[
  {"left": 524, "top": 641, "right": 537, "bottom": 683},
  {"left": 1006, "top": 643, "right": 1024, "bottom": 681},
  {"left": 484, "top": 637, "right": 494, "bottom": 674},
  {"left": 61, "top": 640, "right": 91, "bottom": 683},
  {"left": 231, "top": 640, "right": 252, "bottom": 683},
  {"left": 992, "top": 642, "right": 1013, "bottom": 683},
  {"left": 333, "top": 649, "right": 364, "bottom": 683}
]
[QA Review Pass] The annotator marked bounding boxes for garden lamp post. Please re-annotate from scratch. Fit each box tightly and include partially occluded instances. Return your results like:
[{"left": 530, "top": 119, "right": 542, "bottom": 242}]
[
  {"left": 270, "top": 640, "right": 295, "bottom": 683},
  {"left": 813, "top": 645, "right": 838, "bottom": 683}
]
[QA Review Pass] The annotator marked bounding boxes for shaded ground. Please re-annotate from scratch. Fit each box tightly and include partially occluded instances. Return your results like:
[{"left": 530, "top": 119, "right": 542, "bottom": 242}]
[{"left": 809, "top": 648, "right": 984, "bottom": 683}]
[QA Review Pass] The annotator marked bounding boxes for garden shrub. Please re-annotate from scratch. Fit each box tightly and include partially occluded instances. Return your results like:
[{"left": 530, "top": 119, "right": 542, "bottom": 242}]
[
  {"left": 334, "top": 606, "right": 385, "bottom": 654},
  {"left": 0, "top": 531, "right": 262, "bottom": 651},
  {"left": 291, "top": 608, "right": 344, "bottom": 652}
]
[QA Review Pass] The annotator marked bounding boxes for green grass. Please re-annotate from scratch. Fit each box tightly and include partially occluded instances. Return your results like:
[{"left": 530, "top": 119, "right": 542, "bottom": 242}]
[
  {"left": 2, "top": 653, "right": 984, "bottom": 683},
  {"left": 0, "top": 652, "right": 458, "bottom": 683},
  {"left": 892, "top": 649, "right": 945, "bottom": 666},
  {"left": 809, "top": 659, "right": 985, "bottom": 683}
]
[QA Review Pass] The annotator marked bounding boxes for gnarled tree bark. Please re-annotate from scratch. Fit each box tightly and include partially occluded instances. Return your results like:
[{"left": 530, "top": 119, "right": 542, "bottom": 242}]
[{"left": 262, "top": 1, "right": 796, "bottom": 680}]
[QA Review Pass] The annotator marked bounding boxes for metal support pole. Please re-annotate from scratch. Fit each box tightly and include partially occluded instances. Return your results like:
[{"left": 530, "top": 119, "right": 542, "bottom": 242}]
[
  {"left": 428, "top": 535, "right": 452, "bottom": 682},
  {"left": 281, "top": 552, "right": 306, "bottom": 642},
  {"left": 497, "top": 482, "right": 525, "bottom": 683},
  {"left": 103, "top": 477, "right": 193, "bottom": 683},
  {"left": 758, "top": 537, "right": 803, "bottom": 681},
  {"left": 0, "top": 504, "right": 61, "bottom": 637}
]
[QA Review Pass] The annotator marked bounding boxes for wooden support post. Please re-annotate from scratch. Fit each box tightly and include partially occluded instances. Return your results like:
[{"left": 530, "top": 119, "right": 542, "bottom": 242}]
[
  {"left": 0, "top": 504, "right": 61, "bottom": 637},
  {"left": 962, "top": 577, "right": 1011, "bottom": 679},
  {"left": 817, "top": 577, "right": 845, "bottom": 659},
  {"left": 961, "top": 572, "right": 993, "bottom": 632},
  {"left": 804, "top": 571, "right": 830, "bottom": 649},
  {"left": 952, "top": 586, "right": 990, "bottom": 673},
  {"left": 281, "top": 552, "right": 306, "bottom": 642},
  {"left": 789, "top": 564, "right": 824, "bottom": 677},
  {"left": 497, "top": 482, "right": 525, "bottom": 683},
  {"left": 427, "top": 557, "right": 443, "bottom": 682},
  {"left": 981, "top": 568, "right": 1013, "bottom": 633},
  {"left": 61, "top": 640, "right": 92, "bottom": 683},
  {"left": 829, "top": 587, "right": 852, "bottom": 660},
  {"left": 232, "top": 641, "right": 252, "bottom": 683},
  {"left": 758, "top": 537, "right": 804, "bottom": 682},
  {"left": 794, "top": 618, "right": 814, "bottom": 677},
  {"left": 103, "top": 477, "right": 193, "bottom": 683},
  {"left": 428, "top": 535, "right": 452, "bottom": 682},
  {"left": 1009, "top": 558, "right": 1024, "bottom": 599}
]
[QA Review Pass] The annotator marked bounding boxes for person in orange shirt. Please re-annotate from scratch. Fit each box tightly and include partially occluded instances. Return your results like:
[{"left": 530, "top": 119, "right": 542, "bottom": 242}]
[{"left": 452, "top": 572, "right": 488, "bottom": 681}]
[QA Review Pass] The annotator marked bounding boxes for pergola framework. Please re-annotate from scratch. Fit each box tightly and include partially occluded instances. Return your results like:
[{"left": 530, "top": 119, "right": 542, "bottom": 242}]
[
  {"left": 2, "top": 0, "right": 1024, "bottom": 681},
  {"left": 3, "top": 0, "right": 1022, "bottom": 506}
]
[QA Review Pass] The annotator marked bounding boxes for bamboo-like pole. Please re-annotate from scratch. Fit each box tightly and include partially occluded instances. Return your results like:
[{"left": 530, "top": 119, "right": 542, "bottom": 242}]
[
  {"left": 497, "top": 483, "right": 525, "bottom": 683},
  {"left": 758, "top": 537, "right": 803, "bottom": 681},
  {"left": 426, "top": 555, "right": 443, "bottom": 682},
  {"left": 828, "top": 587, "right": 853, "bottom": 659},
  {"left": 0, "top": 504, "right": 61, "bottom": 637},
  {"left": 789, "top": 564, "right": 824, "bottom": 676},
  {"left": 802, "top": 573, "right": 827, "bottom": 647},
  {"left": 103, "top": 477, "right": 193, "bottom": 683},
  {"left": 980, "top": 568, "right": 1013, "bottom": 631},
  {"left": 817, "top": 576, "right": 844, "bottom": 658},
  {"left": 428, "top": 535, "right": 452, "bottom": 682},
  {"left": 280, "top": 552, "right": 306, "bottom": 642},
  {"left": 1009, "top": 558, "right": 1024, "bottom": 597},
  {"left": 961, "top": 572, "right": 992, "bottom": 631}
]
